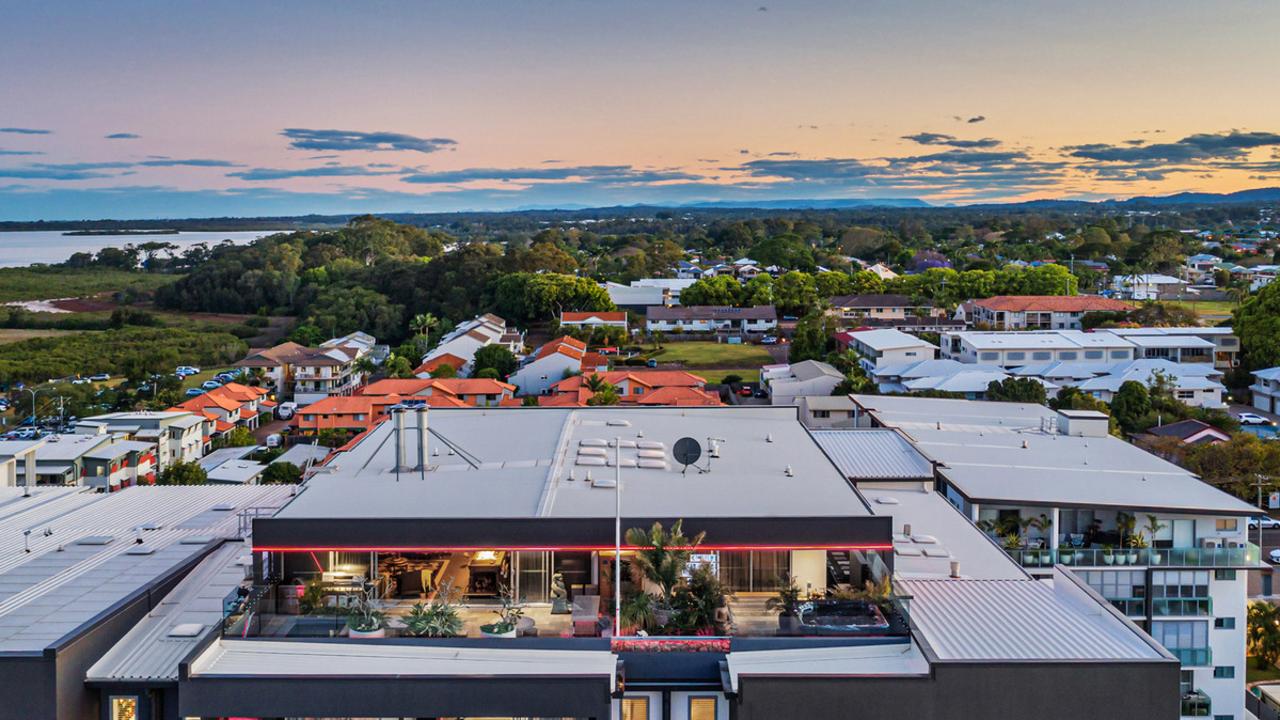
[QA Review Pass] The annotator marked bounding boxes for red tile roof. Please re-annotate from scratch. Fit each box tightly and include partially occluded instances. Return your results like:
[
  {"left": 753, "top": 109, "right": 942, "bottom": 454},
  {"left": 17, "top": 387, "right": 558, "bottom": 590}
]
[
  {"left": 534, "top": 336, "right": 587, "bottom": 360},
  {"left": 360, "top": 378, "right": 435, "bottom": 397},
  {"left": 553, "top": 370, "right": 707, "bottom": 393},
  {"left": 635, "top": 386, "right": 722, "bottom": 406},
  {"left": 579, "top": 352, "right": 610, "bottom": 371},
  {"left": 429, "top": 378, "right": 516, "bottom": 395},
  {"left": 414, "top": 353, "right": 466, "bottom": 376},
  {"left": 561, "top": 311, "right": 628, "bottom": 323},
  {"left": 973, "top": 295, "right": 1133, "bottom": 313}
]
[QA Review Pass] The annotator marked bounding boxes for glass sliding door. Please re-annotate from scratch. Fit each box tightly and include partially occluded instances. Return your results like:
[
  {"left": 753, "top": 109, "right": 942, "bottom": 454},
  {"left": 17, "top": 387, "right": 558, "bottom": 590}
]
[
  {"left": 515, "top": 551, "right": 550, "bottom": 603},
  {"left": 719, "top": 551, "right": 790, "bottom": 593}
]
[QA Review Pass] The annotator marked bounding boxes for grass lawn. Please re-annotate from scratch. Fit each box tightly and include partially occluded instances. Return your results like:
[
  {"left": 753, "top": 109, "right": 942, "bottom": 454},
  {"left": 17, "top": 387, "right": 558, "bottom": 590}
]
[
  {"left": 651, "top": 341, "right": 774, "bottom": 368},
  {"left": 0, "top": 267, "right": 176, "bottom": 302},
  {"left": 703, "top": 368, "right": 761, "bottom": 384},
  {"left": 1168, "top": 299, "right": 1238, "bottom": 319},
  {"left": 1248, "top": 658, "right": 1280, "bottom": 684},
  {"left": 0, "top": 328, "right": 82, "bottom": 345}
]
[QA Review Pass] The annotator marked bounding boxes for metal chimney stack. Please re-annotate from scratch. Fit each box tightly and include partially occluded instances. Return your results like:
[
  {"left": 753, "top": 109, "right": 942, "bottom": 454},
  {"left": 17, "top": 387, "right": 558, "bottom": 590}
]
[
  {"left": 416, "top": 406, "right": 429, "bottom": 475},
  {"left": 394, "top": 408, "right": 408, "bottom": 474}
]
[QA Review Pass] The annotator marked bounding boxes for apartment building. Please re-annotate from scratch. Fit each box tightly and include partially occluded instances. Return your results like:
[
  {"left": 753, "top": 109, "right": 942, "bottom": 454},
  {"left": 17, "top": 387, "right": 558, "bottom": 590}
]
[
  {"left": 421, "top": 313, "right": 524, "bottom": 376},
  {"left": 847, "top": 394, "right": 1260, "bottom": 719},
  {"left": 236, "top": 340, "right": 370, "bottom": 405},
  {"left": 941, "top": 329, "right": 1137, "bottom": 366},
  {"left": 969, "top": 295, "right": 1133, "bottom": 330},
  {"left": 0, "top": 409, "right": 1190, "bottom": 720},
  {"left": 76, "top": 410, "right": 208, "bottom": 469},
  {"left": 1251, "top": 367, "right": 1280, "bottom": 414},
  {"left": 826, "top": 293, "right": 945, "bottom": 324},
  {"left": 644, "top": 305, "right": 777, "bottom": 335},
  {"left": 360, "top": 377, "right": 517, "bottom": 407},
  {"left": 1112, "top": 274, "right": 1189, "bottom": 301},
  {"left": 1104, "top": 327, "right": 1241, "bottom": 369},
  {"left": 542, "top": 370, "right": 718, "bottom": 407},
  {"left": 836, "top": 328, "right": 938, "bottom": 372},
  {"left": 761, "top": 360, "right": 845, "bottom": 405}
]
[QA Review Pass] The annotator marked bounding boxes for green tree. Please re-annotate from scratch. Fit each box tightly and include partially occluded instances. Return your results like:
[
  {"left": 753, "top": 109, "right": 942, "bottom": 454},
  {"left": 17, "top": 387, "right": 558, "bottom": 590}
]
[
  {"left": 774, "top": 271, "right": 820, "bottom": 314},
  {"left": 409, "top": 312, "right": 438, "bottom": 339},
  {"left": 157, "top": 460, "right": 207, "bottom": 486},
  {"left": 220, "top": 426, "right": 257, "bottom": 448},
  {"left": 678, "top": 276, "right": 744, "bottom": 307},
  {"left": 985, "top": 377, "right": 1047, "bottom": 404},
  {"left": 473, "top": 344, "right": 519, "bottom": 378},
  {"left": 384, "top": 354, "right": 415, "bottom": 378},
  {"left": 790, "top": 312, "right": 840, "bottom": 363},
  {"left": 1110, "top": 381, "right": 1152, "bottom": 433},
  {"left": 474, "top": 367, "right": 501, "bottom": 380},
  {"left": 1249, "top": 601, "right": 1280, "bottom": 670},
  {"left": 261, "top": 461, "right": 303, "bottom": 484},
  {"left": 1236, "top": 280, "right": 1280, "bottom": 371},
  {"left": 430, "top": 363, "right": 457, "bottom": 379}
]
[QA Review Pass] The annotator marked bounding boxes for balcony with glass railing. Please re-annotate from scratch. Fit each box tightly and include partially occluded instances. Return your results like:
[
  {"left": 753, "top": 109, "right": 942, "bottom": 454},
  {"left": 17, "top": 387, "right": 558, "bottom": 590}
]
[
  {"left": 1180, "top": 689, "right": 1211, "bottom": 716},
  {"left": 1004, "top": 543, "right": 1259, "bottom": 569},
  {"left": 1152, "top": 597, "right": 1212, "bottom": 617},
  {"left": 1169, "top": 648, "right": 1212, "bottom": 667}
]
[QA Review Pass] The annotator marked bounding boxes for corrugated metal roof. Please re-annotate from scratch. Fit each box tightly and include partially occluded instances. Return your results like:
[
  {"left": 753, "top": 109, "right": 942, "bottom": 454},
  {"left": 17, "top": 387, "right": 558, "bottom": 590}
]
[
  {"left": 87, "top": 542, "right": 250, "bottom": 682},
  {"left": 810, "top": 430, "right": 934, "bottom": 480},
  {"left": 0, "top": 485, "right": 293, "bottom": 652},
  {"left": 901, "top": 575, "right": 1166, "bottom": 661}
]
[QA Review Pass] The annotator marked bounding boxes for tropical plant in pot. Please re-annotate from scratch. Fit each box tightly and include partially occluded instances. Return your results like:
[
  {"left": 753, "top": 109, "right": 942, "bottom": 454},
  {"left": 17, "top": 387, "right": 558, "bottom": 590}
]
[
  {"left": 624, "top": 519, "right": 705, "bottom": 628},
  {"left": 1128, "top": 532, "right": 1148, "bottom": 564},
  {"left": 766, "top": 573, "right": 805, "bottom": 633},
  {"left": 404, "top": 581, "right": 463, "bottom": 638},
  {"left": 1145, "top": 515, "right": 1168, "bottom": 564},
  {"left": 480, "top": 582, "right": 525, "bottom": 638},
  {"left": 670, "top": 565, "right": 729, "bottom": 635},
  {"left": 345, "top": 586, "right": 386, "bottom": 639},
  {"left": 1102, "top": 544, "right": 1115, "bottom": 565}
]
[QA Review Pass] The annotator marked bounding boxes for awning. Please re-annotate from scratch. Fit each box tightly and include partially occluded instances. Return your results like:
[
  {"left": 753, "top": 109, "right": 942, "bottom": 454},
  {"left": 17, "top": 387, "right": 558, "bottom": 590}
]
[{"left": 179, "top": 638, "right": 616, "bottom": 719}]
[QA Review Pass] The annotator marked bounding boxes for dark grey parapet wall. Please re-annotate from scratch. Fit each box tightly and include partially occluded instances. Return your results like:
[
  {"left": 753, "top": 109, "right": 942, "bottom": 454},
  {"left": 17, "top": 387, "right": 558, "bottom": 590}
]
[{"left": 733, "top": 660, "right": 1179, "bottom": 720}]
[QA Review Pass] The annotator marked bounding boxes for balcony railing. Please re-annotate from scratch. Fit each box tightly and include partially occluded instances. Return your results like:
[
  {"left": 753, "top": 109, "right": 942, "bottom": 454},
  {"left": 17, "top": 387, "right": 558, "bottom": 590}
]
[
  {"left": 1181, "top": 690, "right": 1211, "bottom": 717},
  {"left": 1170, "top": 647, "right": 1212, "bottom": 667},
  {"left": 1005, "top": 543, "right": 1259, "bottom": 569},
  {"left": 1152, "top": 597, "right": 1212, "bottom": 617}
]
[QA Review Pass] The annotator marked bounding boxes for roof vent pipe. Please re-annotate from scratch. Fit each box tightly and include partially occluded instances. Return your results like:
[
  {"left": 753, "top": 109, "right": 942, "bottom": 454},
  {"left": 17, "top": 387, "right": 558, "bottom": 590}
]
[
  {"left": 903, "top": 523, "right": 912, "bottom": 536},
  {"left": 394, "top": 409, "right": 407, "bottom": 476},
  {"left": 949, "top": 560, "right": 960, "bottom": 578},
  {"left": 416, "top": 406, "right": 429, "bottom": 475}
]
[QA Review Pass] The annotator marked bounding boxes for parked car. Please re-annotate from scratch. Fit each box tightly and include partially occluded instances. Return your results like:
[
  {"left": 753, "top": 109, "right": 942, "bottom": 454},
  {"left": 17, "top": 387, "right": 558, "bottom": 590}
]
[
  {"left": 1270, "top": 548, "right": 1280, "bottom": 565},
  {"left": 215, "top": 372, "right": 238, "bottom": 383},
  {"left": 736, "top": 386, "right": 753, "bottom": 397},
  {"left": 276, "top": 401, "right": 298, "bottom": 420},
  {"left": 646, "top": 359, "right": 658, "bottom": 368},
  {"left": 1249, "top": 516, "right": 1280, "bottom": 530},
  {"left": 176, "top": 365, "right": 201, "bottom": 376},
  {"left": 265, "top": 433, "right": 283, "bottom": 448},
  {"left": 760, "top": 336, "right": 779, "bottom": 345},
  {"left": 89, "top": 372, "right": 111, "bottom": 382},
  {"left": 201, "top": 380, "right": 224, "bottom": 390},
  {"left": 1237, "top": 412, "right": 1275, "bottom": 426},
  {"left": 185, "top": 388, "right": 207, "bottom": 397},
  {"left": 71, "top": 377, "right": 92, "bottom": 385}
]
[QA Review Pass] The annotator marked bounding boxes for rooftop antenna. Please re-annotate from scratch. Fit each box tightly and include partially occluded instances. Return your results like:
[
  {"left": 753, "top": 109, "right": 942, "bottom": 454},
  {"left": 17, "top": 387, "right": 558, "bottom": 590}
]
[{"left": 22, "top": 529, "right": 31, "bottom": 553}]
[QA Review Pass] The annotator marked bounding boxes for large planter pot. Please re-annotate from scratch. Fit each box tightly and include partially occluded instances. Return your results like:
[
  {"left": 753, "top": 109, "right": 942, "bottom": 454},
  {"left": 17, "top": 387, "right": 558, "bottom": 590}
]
[
  {"left": 1128, "top": 551, "right": 1139, "bottom": 564},
  {"left": 1150, "top": 552, "right": 1163, "bottom": 565},
  {"left": 348, "top": 627, "right": 386, "bottom": 639},
  {"left": 777, "top": 613, "right": 801, "bottom": 635},
  {"left": 1102, "top": 554, "right": 1115, "bottom": 565},
  {"left": 481, "top": 624, "right": 517, "bottom": 639},
  {"left": 1059, "top": 552, "right": 1073, "bottom": 565}
]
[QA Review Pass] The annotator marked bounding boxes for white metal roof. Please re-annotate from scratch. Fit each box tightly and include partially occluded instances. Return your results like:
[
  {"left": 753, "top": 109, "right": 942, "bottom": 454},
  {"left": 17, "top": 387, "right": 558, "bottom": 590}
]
[
  {"left": 810, "top": 430, "right": 935, "bottom": 480},
  {"left": 280, "top": 407, "right": 873, "bottom": 520},
  {"left": 901, "top": 571, "right": 1168, "bottom": 661},
  {"left": 859, "top": 484, "right": 1026, "bottom": 580},
  {"left": 86, "top": 541, "right": 251, "bottom": 682},
  {"left": 0, "top": 485, "right": 293, "bottom": 653},
  {"left": 844, "top": 329, "right": 937, "bottom": 351},
  {"left": 726, "top": 641, "right": 929, "bottom": 688},
  {"left": 206, "top": 460, "right": 266, "bottom": 484},
  {"left": 189, "top": 638, "right": 617, "bottom": 681},
  {"left": 954, "top": 330, "right": 1134, "bottom": 351}
]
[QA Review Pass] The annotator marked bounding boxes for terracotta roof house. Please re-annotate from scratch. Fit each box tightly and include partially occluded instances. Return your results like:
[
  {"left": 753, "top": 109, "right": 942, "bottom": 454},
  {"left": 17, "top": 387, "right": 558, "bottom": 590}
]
[
  {"left": 509, "top": 336, "right": 608, "bottom": 396},
  {"left": 421, "top": 314, "right": 524, "bottom": 377},
  {"left": 235, "top": 338, "right": 371, "bottom": 405},
  {"left": 548, "top": 370, "right": 714, "bottom": 406},
  {"left": 559, "top": 311, "right": 628, "bottom": 330},
  {"left": 970, "top": 295, "right": 1132, "bottom": 330},
  {"left": 359, "top": 377, "right": 516, "bottom": 408},
  {"left": 413, "top": 353, "right": 466, "bottom": 378}
]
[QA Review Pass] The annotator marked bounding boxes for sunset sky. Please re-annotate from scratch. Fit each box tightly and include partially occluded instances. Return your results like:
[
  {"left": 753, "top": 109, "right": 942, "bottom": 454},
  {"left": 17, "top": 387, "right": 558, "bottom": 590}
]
[{"left": 2, "top": 0, "right": 1280, "bottom": 219}]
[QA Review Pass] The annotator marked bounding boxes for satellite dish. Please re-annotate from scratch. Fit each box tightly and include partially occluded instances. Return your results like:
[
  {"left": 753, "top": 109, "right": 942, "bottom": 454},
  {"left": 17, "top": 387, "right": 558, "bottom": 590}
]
[{"left": 672, "top": 437, "right": 702, "bottom": 473}]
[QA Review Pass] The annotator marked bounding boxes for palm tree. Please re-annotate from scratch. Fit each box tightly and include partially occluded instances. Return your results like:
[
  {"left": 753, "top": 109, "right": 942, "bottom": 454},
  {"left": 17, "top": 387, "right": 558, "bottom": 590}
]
[
  {"left": 623, "top": 520, "right": 706, "bottom": 606},
  {"left": 583, "top": 373, "right": 610, "bottom": 393},
  {"left": 409, "top": 312, "right": 439, "bottom": 339},
  {"left": 1249, "top": 601, "right": 1280, "bottom": 669}
]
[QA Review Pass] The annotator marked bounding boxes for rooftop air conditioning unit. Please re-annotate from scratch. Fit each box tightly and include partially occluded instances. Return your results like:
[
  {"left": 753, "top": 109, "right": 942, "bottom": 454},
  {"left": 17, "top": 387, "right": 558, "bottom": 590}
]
[{"left": 1201, "top": 538, "right": 1221, "bottom": 549}]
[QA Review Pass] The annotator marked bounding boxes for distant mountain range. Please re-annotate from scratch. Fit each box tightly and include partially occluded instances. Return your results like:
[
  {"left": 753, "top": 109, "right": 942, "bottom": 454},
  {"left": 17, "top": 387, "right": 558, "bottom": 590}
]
[
  {"left": 980, "top": 186, "right": 1280, "bottom": 210},
  {"left": 679, "top": 197, "right": 932, "bottom": 210}
]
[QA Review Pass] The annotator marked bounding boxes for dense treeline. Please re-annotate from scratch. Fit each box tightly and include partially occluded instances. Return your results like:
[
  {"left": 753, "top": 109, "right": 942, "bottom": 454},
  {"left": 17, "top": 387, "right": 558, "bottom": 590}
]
[{"left": 0, "top": 327, "right": 247, "bottom": 383}]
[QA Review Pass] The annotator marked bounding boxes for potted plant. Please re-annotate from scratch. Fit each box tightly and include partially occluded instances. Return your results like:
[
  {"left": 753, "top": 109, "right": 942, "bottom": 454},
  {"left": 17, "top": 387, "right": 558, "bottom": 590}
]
[
  {"left": 766, "top": 573, "right": 804, "bottom": 634},
  {"left": 620, "top": 590, "right": 656, "bottom": 635},
  {"left": 345, "top": 586, "right": 386, "bottom": 639},
  {"left": 1059, "top": 548, "right": 1074, "bottom": 565},
  {"left": 1128, "top": 532, "right": 1147, "bottom": 565},
  {"left": 1001, "top": 533, "right": 1025, "bottom": 563},
  {"left": 404, "top": 581, "right": 463, "bottom": 638},
  {"left": 480, "top": 582, "right": 525, "bottom": 639},
  {"left": 1102, "top": 544, "right": 1115, "bottom": 565},
  {"left": 1145, "top": 515, "right": 1168, "bottom": 565}
]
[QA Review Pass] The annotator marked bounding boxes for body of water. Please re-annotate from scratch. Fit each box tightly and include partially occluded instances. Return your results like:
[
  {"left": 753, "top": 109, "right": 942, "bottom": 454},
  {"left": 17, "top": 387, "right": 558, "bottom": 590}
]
[{"left": 0, "top": 230, "right": 278, "bottom": 267}]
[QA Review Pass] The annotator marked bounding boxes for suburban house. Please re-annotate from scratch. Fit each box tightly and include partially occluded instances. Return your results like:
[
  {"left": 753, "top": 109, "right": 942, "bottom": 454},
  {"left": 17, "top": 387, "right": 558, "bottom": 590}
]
[
  {"left": 826, "top": 294, "right": 945, "bottom": 324},
  {"left": 170, "top": 382, "right": 272, "bottom": 434},
  {"left": 836, "top": 328, "right": 938, "bottom": 372},
  {"left": 294, "top": 393, "right": 472, "bottom": 435},
  {"left": 968, "top": 295, "right": 1133, "bottom": 330},
  {"left": 508, "top": 336, "right": 610, "bottom": 396},
  {"left": 421, "top": 313, "right": 524, "bottom": 377},
  {"left": 559, "top": 310, "right": 628, "bottom": 332},
  {"left": 1111, "top": 274, "right": 1189, "bottom": 300},
  {"left": 645, "top": 305, "right": 778, "bottom": 335},
  {"left": 413, "top": 353, "right": 466, "bottom": 378},
  {"left": 1251, "top": 366, "right": 1280, "bottom": 414},
  {"left": 1102, "top": 327, "right": 1240, "bottom": 369},
  {"left": 761, "top": 360, "right": 845, "bottom": 405},
  {"left": 846, "top": 394, "right": 1261, "bottom": 719},
  {"left": 236, "top": 340, "right": 370, "bottom": 405},
  {"left": 360, "top": 377, "right": 517, "bottom": 407},
  {"left": 1138, "top": 419, "right": 1233, "bottom": 448},
  {"left": 864, "top": 262, "right": 898, "bottom": 280},
  {"left": 866, "top": 358, "right": 1017, "bottom": 400},
  {"left": 541, "top": 370, "right": 718, "bottom": 406},
  {"left": 941, "top": 330, "right": 1137, "bottom": 366},
  {"left": 796, "top": 394, "right": 858, "bottom": 429},
  {"left": 75, "top": 410, "right": 208, "bottom": 469},
  {"left": 1007, "top": 359, "right": 1226, "bottom": 408},
  {"left": 674, "top": 259, "right": 705, "bottom": 279}
]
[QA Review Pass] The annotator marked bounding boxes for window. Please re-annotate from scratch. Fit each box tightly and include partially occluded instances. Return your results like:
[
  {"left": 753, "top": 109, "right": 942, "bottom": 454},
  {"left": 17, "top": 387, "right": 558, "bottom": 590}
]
[
  {"left": 812, "top": 410, "right": 831, "bottom": 418},
  {"left": 1058, "top": 351, "right": 1078, "bottom": 360},
  {"left": 1153, "top": 571, "right": 1211, "bottom": 616},
  {"left": 110, "top": 697, "right": 138, "bottom": 720},
  {"left": 621, "top": 697, "right": 649, "bottom": 720},
  {"left": 1213, "top": 715, "right": 1233, "bottom": 720},
  {"left": 980, "top": 352, "right": 999, "bottom": 361},
  {"left": 1007, "top": 352, "right": 1026, "bottom": 361},
  {"left": 1085, "top": 350, "right": 1104, "bottom": 359},
  {"left": 1214, "top": 617, "right": 1236, "bottom": 630},
  {"left": 1213, "top": 666, "right": 1235, "bottom": 679},
  {"left": 689, "top": 696, "right": 718, "bottom": 720},
  {"left": 1111, "top": 350, "right": 1130, "bottom": 359},
  {"left": 1177, "top": 390, "right": 1195, "bottom": 400},
  {"left": 1032, "top": 351, "right": 1052, "bottom": 360},
  {"left": 1152, "top": 620, "right": 1210, "bottom": 664},
  {"left": 1215, "top": 519, "right": 1239, "bottom": 532},
  {"left": 1080, "top": 570, "right": 1146, "bottom": 616},
  {"left": 1215, "top": 569, "right": 1237, "bottom": 581}
]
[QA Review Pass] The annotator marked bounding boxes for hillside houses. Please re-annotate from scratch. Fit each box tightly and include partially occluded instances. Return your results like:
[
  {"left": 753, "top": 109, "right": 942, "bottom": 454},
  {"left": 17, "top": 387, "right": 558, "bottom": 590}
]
[
  {"left": 508, "top": 336, "right": 609, "bottom": 396},
  {"left": 420, "top": 313, "right": 524, "bottom": 377}
]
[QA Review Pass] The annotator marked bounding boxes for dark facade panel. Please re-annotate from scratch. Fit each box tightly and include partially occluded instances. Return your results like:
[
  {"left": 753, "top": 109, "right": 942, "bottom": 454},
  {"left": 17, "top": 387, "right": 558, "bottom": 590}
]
[
  {"left": 178, "top": 675, "right": 613, "bottom": 719},
  {"left": 253, "top": 514, "right": 894, "bottom": 551},
  {"left": 734, "top": 661, "right": 1179, "bottom": 720}
]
